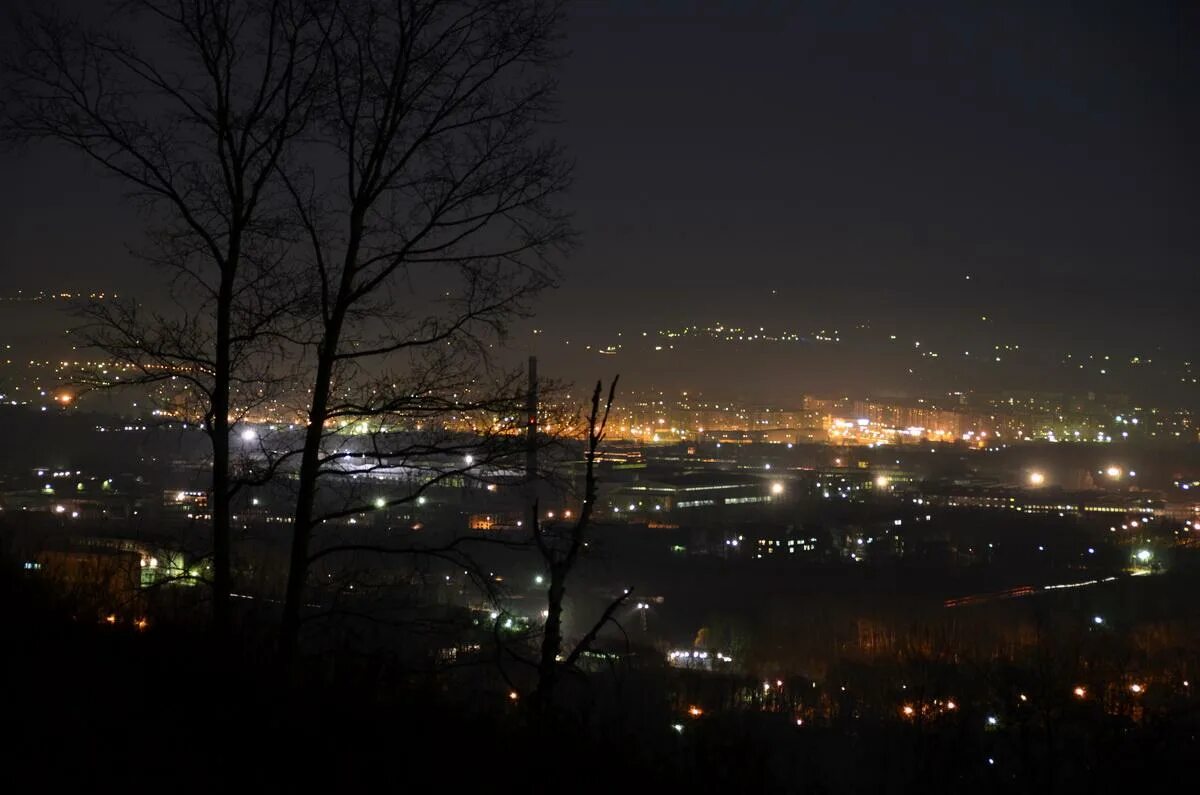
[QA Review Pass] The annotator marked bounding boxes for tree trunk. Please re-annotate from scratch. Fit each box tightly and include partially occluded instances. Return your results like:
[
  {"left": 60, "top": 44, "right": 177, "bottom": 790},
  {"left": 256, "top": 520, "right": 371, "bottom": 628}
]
[
  {"left": 279, "top": 214, "right": 363, "bottom": 665},
  {"left": 210, "top": 275, "right": 234, "bottom": 639},
  {"left": 535, "top": 567, "right": 566, "bottom": 708},
  {"left": 278, "top": 342, "right": 335, "bottom": 665}
]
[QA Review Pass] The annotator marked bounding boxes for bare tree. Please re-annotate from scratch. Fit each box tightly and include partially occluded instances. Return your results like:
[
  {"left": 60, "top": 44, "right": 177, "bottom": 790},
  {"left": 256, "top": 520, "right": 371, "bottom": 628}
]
[
  {"left": 527, "top": 377, "right": 629, "bottom": 711},
  {"left": 1, "top": 0, "right": 325, "bottom": 635},
  {"left": 275, "top": 0, "right": 573, "bottom": 662}
]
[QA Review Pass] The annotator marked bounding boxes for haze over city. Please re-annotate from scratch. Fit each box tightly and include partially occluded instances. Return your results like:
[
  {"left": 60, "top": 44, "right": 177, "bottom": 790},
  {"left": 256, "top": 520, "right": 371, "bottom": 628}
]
[{"left": 1, "top": 2, "right": 1197, "bottom": 792}]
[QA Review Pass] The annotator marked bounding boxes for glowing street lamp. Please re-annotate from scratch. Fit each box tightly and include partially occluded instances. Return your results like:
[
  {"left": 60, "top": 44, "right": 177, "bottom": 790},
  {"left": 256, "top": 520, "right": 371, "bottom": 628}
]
[
  {"left": 770, "top": 482, "right": 784, "bottom": 496},
  {"left": 1028, "top": 471, "right": 1045, "bottom": 486},
  {"left": 1105, "top": 466, "right": 1122, "bottom": 479}
]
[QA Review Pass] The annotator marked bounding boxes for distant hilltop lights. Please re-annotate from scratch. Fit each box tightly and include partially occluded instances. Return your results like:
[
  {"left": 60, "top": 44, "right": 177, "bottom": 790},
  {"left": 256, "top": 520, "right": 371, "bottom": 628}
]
[{"left": 2, "top": 289, "right": 119, "bottom": 301}]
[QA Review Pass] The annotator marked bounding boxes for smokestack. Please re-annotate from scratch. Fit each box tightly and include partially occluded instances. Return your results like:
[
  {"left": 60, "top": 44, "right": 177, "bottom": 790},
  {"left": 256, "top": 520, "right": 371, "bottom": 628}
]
[{"left": 526, "top": 356, "right": 538, "bottom": 488}]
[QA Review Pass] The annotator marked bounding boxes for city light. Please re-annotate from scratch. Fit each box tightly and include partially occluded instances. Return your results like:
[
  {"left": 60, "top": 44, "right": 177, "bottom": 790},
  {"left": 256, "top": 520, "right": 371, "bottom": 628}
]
[
  {"left": 1105, "top": 466, "right": 1122, "bottom": 479},
  {"left": 875, "top": 475, "right": 890, "bottom": 488},
  {"left": 1130, "top": 683, "right": 1144, "bottom": 694},
  {"left": 240, "top": 428, "right": 257, "bottom": 442},
  {"left": 1028, "top": 471, "right": 1045, "bottom": 486},
  {"left": 770, "top": 482, "right": 784, "bottom": 496},
  {"left": 1073, "top": 686, "right": 1086, "bottom": 698}
]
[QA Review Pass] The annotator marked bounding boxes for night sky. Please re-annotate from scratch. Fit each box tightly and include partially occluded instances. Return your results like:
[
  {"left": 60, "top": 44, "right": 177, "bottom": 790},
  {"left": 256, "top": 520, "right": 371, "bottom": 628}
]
[{"left": 2, "top": 0, "right": 1197, "bottom": 400}]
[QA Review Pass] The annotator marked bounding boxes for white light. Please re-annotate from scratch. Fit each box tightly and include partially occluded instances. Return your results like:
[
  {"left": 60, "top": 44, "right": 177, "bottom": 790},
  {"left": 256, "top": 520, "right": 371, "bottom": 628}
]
[
  {"left": 374, "top": 497, "right": 386, "bottom": 509},
  {"left": 1028, "top": 471, "right": 1045, "bottom": 486},
  {"left": 464, "top": 454, "right": 474, "bottom": 465},
  {"left": 1093, "top": 616, "right": 1103, "bottom": 625},
  {"left": 770, "top": 482, "right": 784, "bottom": 496},
  {"left": 240, "top": 428, "right": 257, "bottom": 442}
]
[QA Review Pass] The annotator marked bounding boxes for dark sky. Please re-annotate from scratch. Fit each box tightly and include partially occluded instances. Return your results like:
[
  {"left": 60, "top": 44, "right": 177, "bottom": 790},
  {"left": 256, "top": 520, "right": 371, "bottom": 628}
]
[{"left": 2, "top": 0, "right": 1198, "bottom": 400}]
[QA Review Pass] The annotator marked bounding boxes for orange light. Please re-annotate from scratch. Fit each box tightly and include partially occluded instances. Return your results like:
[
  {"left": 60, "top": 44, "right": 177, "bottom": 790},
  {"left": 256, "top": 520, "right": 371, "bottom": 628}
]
[
  {"left": 1073, "top": 686, "right": 1086, "bottom": 698},
  {"left": 57, "top": 393, "right": 73, "bottom": 404},
  {"left": 1129, "top": 683, "right": 1144, "bottom": 694},
  {"left": 687, "top": 705, "right": 703, "bottom": 717},
  {"left": 902, "top": 705, "right": 915, "bottom": 717},
  {"left": 104, "top": 614, "right": 117, "bottom": 625},
  {"left": 134, "top": 617, "right": 149, "bottom": 631},
  {"left": 945, "top": 700, "right": 957, "bottom": 710},
  {"left": 508, "top": 690, "right": 519, "bottom": 701}
]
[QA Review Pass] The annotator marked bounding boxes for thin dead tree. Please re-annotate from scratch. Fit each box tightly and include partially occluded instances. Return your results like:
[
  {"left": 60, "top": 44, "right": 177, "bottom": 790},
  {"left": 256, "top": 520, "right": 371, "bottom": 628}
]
[
  {"left": 276, "top": 0, "right": 573, "bottom": 662},
  {"left": 1, "top": 0, "right": 326, "bottom": 635},
  {"left": 528, "top": 376, "right": 629, "bottom": 711}
]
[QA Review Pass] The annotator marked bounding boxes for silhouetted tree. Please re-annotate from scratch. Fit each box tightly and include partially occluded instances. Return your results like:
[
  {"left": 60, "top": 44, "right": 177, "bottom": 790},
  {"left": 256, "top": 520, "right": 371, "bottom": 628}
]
[
  {"left": 527, "top": 377, "right": 631, "bottom": 711},
  {"left": 275, "top": 0, "right": 572, "bottom": 662},
  {"left": 1, "top": 0, "right": 325, "bottom": 635}
]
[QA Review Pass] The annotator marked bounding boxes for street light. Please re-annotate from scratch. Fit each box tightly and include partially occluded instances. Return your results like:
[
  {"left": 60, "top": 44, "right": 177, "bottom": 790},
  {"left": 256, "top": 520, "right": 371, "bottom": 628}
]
[{"left": 1028, "top": 471, "right": 1045, "bottom": 486}]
